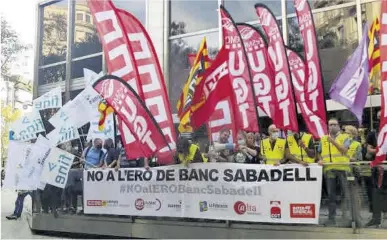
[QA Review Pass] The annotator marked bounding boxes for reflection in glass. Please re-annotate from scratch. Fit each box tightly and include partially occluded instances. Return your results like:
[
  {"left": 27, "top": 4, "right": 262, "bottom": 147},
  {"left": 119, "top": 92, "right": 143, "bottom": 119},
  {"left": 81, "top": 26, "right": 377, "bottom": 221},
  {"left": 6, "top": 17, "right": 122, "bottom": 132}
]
[
  {"left": 170, "top": 0, "right": 218, "bottom": 35},
  {"left": 225, "top": 0, "right": 282, "bottom": 23},
  {"left": 286, "top": 0, "right": 355, "bottom": 14},
  {"left": 287, "top": 6, "right": 358, "bottom": 97},
  {"left": 41, "top": 0, "right": 69, "bottom": 65},
  {"left": 73, "top": 0, "right": 102, "bottom": 58},
  {"left": 38, "top": 64, "right": 66, "bottom": 85},
  {"left": 362, "top": 1, "right": 381, "bottom": 94},
  {"left": 71, "top": 56, "right": 102, "bottom": 79},
  {"left": 112, "top": 0, "right": 146, "bottom": 24},
  {"left": 169, "top": 31, "right": 219, "bottom": 111}
]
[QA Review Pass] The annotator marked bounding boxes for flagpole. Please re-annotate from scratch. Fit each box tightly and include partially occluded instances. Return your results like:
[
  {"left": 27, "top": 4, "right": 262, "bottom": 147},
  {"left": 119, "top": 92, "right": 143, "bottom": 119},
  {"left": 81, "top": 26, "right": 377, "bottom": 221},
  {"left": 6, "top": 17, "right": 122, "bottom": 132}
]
[{"left": 113, "top": 113, "right": 118, "bottom": 148}]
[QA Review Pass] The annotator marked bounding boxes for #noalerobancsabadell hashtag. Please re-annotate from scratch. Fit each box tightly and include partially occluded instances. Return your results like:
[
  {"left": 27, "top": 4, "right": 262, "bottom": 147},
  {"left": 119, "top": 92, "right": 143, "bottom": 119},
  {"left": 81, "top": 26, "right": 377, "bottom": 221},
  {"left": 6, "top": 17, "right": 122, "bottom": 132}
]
[{"left": 120, "top": 184, "right": 262, "bottom": 196}]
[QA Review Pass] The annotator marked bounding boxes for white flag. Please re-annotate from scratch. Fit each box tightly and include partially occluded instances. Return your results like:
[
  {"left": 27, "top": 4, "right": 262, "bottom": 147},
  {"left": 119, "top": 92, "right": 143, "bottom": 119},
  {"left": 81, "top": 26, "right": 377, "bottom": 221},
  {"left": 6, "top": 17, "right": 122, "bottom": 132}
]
[
  {"left": 3, "top": 141, "right": 32, "bottom": 190},
  {"left": 11, "top": 110, "right": 45, "bottom": 141},
  {"left": 40, "top": 147, "right": 75, "bottom": 189},
  {"left": 48, "top": 100, "right": 77, "bottom": 128},
  {"left": 18, "top": 135, "right": 52, "bottom": 190},
  {"left": 84, "top": 68, "right": 103, "bottom": 86},
  {"left": 70, "top": 86, "right": 103, "bottom": 128},
  {"left": 47, "top": 124, "right": 80, "bottom": 147},
  {"left": 33, "top": 87, "right": 62, "bottom": 110}
]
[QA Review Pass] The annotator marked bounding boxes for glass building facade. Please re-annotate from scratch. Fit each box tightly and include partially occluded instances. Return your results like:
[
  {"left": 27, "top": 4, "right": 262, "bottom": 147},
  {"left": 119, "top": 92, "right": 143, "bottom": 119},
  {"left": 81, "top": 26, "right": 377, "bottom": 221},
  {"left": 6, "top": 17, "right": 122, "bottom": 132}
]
[{"left": 34, "top": 0, "right": 382, "bottom": 128}]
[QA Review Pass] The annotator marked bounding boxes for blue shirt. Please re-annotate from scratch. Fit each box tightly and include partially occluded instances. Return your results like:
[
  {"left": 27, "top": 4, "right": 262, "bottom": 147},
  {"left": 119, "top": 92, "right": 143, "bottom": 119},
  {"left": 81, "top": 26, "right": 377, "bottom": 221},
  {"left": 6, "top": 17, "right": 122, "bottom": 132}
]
[{"left": 84, "top": 147, "right": 104, "bottom": 169}]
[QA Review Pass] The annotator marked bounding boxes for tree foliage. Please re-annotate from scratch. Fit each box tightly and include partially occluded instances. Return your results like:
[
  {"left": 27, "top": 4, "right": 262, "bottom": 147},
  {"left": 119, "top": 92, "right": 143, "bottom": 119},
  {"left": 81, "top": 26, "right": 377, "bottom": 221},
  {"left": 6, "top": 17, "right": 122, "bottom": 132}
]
[{"left": 1, "top": 17, "right": 28, "bottom": 76}]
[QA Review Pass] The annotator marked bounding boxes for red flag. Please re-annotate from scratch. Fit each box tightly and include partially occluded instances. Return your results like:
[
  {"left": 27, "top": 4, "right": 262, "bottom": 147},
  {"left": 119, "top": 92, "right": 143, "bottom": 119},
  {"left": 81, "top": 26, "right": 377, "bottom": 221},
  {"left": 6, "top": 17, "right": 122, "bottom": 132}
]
[
  {"left": 293, "top": 0, "right": 328, "bottom": 135},
  {"left": 190, "top": 46, "right": 234, "bottom": 129},
  {"left": 93, "top": 76, "right": 170, "bottom": 158},
  {"left": 220, "top": 7, "right": 259, "bottom": 132},
  {"left": 207, "top": 98, "right": 238, "bottom": 144},
  {"left": 236, "top": 23, "right": 277, "bottom": 119},
  {"left": 255, "top": 4, "right": 299, "bottom": 132},
  {"left": 116, "top": 9, "right": 177, "bottom": 164},
  {"left": 87, "top": 0, "right": 146, "bottom": 161},
  {"left": 286, "top": 48, "right": 327, "bottom": 139},
  {"left": 87, "top": 0, "right": 143, "bottom": 97},
  {"left": 191, "top": 5, "right": 259, "bottom": 132},
  {"left": 372, "top": 1, "right": 387, "bottom": 166}
]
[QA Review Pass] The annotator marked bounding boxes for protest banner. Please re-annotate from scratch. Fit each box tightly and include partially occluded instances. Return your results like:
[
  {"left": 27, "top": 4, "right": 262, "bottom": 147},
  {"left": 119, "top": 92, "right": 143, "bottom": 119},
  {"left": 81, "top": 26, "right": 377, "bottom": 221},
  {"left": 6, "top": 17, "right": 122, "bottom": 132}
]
[
  {"left": 3, "top": 141, "right": 32, "bottom": 190},
  {"left": 40, "top": 147, "right": 75, "bottom": 189},
  {"left": 84, "top": 163, "right": 322, "bottom": 224}
]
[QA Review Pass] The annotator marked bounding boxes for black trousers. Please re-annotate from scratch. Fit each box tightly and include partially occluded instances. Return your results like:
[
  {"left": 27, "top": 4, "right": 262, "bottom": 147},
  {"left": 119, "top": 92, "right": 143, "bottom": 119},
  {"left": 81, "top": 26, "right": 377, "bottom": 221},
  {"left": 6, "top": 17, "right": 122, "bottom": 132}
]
[
  {"left": 372, "top": 187, "right": 387, "bottom": 221},
  {"left": 41, "top": 185, "right": 63, "bottom": 212}
]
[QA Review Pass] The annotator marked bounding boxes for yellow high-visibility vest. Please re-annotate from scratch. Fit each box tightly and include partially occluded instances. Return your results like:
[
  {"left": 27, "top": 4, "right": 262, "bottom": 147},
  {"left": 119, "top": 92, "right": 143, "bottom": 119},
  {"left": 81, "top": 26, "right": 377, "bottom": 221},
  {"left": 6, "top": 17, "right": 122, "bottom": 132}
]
[
  {"left": 261, "top": 138, "right": 286, "bottom": 165},
  {"left": 178, "top": 144, "right": 208, "bottom": 164},
  {"left": 287, "top": 133, "right": 315, "bottom": 163},
  {"left": 348, "top": 140, "right": 371, "bottom": 176},
  {"left": 321, "top": 133, "right": 350, "bottom": 172}
]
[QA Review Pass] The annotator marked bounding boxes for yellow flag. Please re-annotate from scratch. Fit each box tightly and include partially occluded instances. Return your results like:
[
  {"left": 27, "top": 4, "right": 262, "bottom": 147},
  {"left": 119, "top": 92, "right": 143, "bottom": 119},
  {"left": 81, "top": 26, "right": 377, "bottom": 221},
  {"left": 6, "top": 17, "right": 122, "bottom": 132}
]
[{"left": 177, "top": 38, "right": 210, "bottom": 133}]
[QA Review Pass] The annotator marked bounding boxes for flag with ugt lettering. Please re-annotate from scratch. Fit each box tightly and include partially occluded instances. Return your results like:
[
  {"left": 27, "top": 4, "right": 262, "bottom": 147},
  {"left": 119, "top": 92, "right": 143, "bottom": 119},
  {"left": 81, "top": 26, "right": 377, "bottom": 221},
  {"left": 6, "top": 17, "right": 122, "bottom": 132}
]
[
  {"left": 293, "top": 0, "right": 327, "bottom": 136},
  {"left": 329, "top": 24, "right": 369, "bottom": 124},
  {"left": 177, "top": 37, "right": 211, "bottom": 133},
  {"left": 117, "top": 8, "right": 177, "bottom": 164},
  {"left": 236, "top": 23, "right": 277, "bottom": 120},
  {"left": 93, "top": 75, "right": 170, "bottom": 158},
  {"left": 88, "top": 0, "right": 176, "bottom": 164},
  {"left": 287, "top": 47, "right": 327, "bottom": 139},
  {"left": 220, "top": 6, "right": 259, "bottom": 132},
  {"left": 255, "top": 4, "right": 299, "bottom": 132},
  {"left": 372, "top": 0, "right": 387, "bottom": 167},
  {"left": 87, "top": 0, "right": 146, "bottom": 161},
  {"left": 191, "top": 5, "right": 258, "bottom": 132}
]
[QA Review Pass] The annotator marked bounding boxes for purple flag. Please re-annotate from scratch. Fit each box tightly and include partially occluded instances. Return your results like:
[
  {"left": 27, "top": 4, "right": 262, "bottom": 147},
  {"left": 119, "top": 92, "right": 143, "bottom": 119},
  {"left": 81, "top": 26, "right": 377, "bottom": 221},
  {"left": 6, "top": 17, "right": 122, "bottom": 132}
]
[{"left": 329, "top": 24, "right": 369, "bottom": 124}]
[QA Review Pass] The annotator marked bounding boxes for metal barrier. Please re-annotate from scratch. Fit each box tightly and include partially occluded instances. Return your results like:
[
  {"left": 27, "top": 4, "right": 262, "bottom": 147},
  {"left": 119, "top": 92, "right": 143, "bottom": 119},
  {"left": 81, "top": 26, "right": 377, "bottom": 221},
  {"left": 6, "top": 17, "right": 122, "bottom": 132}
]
[{"left": 29, "top": 163, "right": 387, "bottom": 237}]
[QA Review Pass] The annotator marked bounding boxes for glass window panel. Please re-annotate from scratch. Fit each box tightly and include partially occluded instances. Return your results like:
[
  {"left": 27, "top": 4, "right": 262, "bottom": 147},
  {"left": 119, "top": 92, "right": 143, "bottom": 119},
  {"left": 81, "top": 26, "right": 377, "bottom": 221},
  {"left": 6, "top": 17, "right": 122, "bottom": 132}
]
[
  {"left": 73, "top": 0, "right": 102, "bottom": 58},
  {"left": 225, "top": 0, "right": 282, "bottom": 23},
  {"left": 286, "top": 0, "right": 355, "bottom": 15},
  {"left": 170, "top": 0, "right": 218, "bottom": 36},
  {"left": 41, "top": 0, "right": 68, "bottom": 66},
  {"left": 169, "top": 31, "right": 219, "bottom": 111},
  {"left": 112, "top": 0, "right": 146, "bottom": 24},
  {"left": 38, "top": 64, "right": 66, "bottom": 85},
  {"left": 287, "top": 6, "right": 358, "bottom": 97},
  {"left": 71, "top": 56, "right": 102, "bottom": 79}
]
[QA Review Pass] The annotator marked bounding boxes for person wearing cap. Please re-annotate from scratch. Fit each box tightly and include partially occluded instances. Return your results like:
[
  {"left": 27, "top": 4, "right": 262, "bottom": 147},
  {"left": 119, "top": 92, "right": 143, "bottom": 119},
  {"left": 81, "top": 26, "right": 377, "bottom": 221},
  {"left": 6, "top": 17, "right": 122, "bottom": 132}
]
[
  {"left": 260, "top": 124, "right": 308, "bottom": 166},
  {"left": 287, "top": 130, "right": 316, "bottom": 164}
]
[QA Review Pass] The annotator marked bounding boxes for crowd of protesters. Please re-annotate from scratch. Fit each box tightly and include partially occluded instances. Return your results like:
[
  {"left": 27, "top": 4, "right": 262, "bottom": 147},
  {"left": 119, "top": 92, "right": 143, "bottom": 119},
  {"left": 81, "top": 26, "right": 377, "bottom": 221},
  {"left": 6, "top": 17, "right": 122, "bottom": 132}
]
[{"left": 4, "top": 118, "right": 387, "bottom": 228}]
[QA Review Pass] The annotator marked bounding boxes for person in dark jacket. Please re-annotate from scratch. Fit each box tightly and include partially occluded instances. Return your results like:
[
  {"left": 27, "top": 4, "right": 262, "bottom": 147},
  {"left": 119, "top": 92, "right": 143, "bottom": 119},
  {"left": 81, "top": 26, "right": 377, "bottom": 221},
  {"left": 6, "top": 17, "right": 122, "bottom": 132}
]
[{"left": 103, "top": 138, "right": 119, "bottom": 168}]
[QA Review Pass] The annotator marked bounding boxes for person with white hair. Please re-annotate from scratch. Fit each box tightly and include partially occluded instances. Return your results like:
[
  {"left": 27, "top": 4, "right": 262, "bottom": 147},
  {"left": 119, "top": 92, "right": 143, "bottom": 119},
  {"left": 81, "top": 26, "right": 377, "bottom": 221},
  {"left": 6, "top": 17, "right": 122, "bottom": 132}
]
[{"left": 260, "top": 124, "right": 308, "bottom": 166}]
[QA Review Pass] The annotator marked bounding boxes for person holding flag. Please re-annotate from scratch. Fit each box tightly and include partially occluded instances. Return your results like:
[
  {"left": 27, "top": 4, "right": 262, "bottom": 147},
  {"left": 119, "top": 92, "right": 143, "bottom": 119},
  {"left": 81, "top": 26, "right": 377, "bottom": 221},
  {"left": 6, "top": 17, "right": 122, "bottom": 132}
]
[
  {"left": 317, "top": 118, "right": 353, "bottom": 226},
  {"left": 286, "top": 131, "right": 316, "bottom": 164}
]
